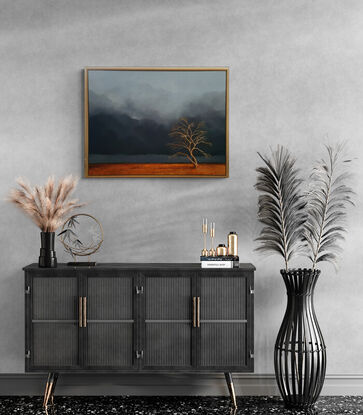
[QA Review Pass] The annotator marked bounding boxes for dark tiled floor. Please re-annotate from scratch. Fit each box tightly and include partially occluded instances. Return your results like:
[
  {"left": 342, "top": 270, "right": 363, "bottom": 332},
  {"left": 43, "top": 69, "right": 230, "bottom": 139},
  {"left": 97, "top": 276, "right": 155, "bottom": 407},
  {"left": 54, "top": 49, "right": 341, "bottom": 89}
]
[{"left": 0, "top": 396, "right": 362, "bottom": 415}]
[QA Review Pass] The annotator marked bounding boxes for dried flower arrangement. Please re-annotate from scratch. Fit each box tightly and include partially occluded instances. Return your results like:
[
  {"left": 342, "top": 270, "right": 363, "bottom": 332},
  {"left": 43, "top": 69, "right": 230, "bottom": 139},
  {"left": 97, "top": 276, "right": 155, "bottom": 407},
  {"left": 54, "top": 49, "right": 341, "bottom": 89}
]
[{"left": 8, "top": 175, "right": 84, "bottom": 232}]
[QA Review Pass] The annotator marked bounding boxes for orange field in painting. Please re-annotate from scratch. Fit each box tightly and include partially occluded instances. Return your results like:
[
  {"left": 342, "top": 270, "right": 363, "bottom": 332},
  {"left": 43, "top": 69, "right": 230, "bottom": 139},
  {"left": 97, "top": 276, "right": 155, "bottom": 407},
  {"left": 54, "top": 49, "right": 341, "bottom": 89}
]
[{"left": 88, "top": 163, "right": 226, "bottom": 177}]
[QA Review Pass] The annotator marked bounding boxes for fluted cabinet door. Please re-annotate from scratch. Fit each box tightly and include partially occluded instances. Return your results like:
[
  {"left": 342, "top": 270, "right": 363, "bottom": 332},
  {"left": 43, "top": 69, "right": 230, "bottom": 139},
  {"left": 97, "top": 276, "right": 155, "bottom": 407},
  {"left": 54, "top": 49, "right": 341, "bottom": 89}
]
[
  {"left": 84, "top": 272, "right": 136, "bottom": 369},
  {"left": 27, "top": 271, "right": 80, "bottom": 370},
  {"left": 198, "top": 273, "right": 251, "bottom": 370},
  {"left": 141, "top": 272, "right": 195, "bottom": 369}
]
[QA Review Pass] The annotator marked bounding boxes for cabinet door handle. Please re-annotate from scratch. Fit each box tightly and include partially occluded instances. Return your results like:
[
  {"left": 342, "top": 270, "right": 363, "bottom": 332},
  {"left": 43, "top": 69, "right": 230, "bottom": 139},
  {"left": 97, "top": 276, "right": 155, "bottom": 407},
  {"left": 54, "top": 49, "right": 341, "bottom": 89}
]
[
  {"left": 192, "top": 297, "right": 197, "bottom": 328},
  {"left": 196, "top": 296, "right": 200, "bottom": 328},
  {"left": 79, "top": 297, "right": 83, "bottom": 328},
  {"left": 82, "top": 297, "right": 87, "bottom": 328}
]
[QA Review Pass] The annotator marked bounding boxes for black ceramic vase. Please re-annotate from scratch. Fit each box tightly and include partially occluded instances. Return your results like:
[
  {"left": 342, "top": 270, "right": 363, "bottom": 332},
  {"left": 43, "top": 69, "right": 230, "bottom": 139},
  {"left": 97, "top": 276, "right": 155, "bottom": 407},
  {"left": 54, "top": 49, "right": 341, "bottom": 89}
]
[
  {"left": 274, "top": 268, "right": 326, "bottom": 410},
  {"left": 39, "top": 232, "right": 57, "bottom": 268}
]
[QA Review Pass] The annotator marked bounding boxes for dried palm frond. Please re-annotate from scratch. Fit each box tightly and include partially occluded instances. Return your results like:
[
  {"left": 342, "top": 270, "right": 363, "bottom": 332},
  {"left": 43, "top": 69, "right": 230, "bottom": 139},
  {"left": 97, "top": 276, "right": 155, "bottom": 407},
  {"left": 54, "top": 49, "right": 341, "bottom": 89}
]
[
  {"left": 8, "top": 175, "right": 84, "bottom": 232},
  {"left": 303, "top": 144, "right": 355, "bottom": 270},
  {"left": 255, "top": 146, "right": 306, "bottom": 270}
]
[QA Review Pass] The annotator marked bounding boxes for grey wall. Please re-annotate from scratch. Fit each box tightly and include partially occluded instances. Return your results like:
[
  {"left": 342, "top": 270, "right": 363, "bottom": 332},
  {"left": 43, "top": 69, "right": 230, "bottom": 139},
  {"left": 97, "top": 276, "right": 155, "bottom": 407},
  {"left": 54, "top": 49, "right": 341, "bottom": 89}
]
[{"left": 1, "top": 0, "right": 363, "bottom": 390}]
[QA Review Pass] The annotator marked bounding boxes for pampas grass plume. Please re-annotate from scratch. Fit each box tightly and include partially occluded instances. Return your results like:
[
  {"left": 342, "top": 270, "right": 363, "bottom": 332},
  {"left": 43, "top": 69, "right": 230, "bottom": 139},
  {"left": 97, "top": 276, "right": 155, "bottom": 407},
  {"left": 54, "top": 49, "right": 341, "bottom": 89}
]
[{"left": 7, "top": 175, "right": 84, "bottom": 232}]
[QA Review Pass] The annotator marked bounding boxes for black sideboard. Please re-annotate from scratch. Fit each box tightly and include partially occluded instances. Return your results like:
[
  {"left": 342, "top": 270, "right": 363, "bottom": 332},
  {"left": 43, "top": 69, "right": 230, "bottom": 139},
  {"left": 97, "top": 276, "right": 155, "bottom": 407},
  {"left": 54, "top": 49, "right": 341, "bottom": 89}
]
[{"left": 24, "top": 263, "right": 255, "bottom": 411}]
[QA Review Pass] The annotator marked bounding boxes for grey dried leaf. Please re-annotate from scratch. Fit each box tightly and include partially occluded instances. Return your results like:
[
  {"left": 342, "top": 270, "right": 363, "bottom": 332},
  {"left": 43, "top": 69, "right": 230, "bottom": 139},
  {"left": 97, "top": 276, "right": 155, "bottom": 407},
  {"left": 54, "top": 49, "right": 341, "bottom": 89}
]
[
  {"left": 302, "top": 144, "right": 355, "bottom": 270},
  {"left": 255, "top": 146, "right": 306, "bottom": 270}
]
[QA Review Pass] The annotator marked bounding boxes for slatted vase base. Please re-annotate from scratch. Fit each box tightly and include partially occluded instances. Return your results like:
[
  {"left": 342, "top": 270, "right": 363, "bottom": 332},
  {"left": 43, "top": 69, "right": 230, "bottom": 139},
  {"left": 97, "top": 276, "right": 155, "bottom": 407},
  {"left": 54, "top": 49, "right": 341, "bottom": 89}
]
[{"left": 274, "top": 268, "right": 326, "bottom": 410}]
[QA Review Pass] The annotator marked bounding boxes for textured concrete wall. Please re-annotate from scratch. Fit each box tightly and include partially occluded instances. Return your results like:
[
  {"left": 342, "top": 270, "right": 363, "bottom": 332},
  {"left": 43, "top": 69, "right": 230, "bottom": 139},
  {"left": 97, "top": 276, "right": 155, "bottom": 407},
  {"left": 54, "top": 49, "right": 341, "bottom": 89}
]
[{"left": 1, "top": 0, "right": 362, "bottom": 384}]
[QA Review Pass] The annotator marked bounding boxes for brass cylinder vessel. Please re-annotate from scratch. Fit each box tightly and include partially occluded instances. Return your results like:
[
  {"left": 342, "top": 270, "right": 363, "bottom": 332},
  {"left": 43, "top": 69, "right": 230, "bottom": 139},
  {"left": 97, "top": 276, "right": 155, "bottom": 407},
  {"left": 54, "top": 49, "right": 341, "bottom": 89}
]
[{"left": 228, "top": 232, "right": 238, "bottom": 257}]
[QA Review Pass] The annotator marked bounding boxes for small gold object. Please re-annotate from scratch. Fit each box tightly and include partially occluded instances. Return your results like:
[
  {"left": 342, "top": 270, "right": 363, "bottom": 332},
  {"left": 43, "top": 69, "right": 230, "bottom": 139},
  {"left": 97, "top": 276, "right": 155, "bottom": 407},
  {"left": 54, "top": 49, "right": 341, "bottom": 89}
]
[
  {"left": 196, "top": 296, "right": 201, "bottom": 328},
  {"left": 208, "top": 222, "right": 216, "bottom": 257},
  {"left": 83, "top": 297, "right": 87, "bottom": 328},
  {"left": 228, "top": 232, "right": 238, "bottom": 257},
  {"left": 79, "top": 297, "right": 83, "bottom": 328},
  {"left": 201, "top": 218, "right": 208, "bottom": 256},
  {"left": 216, "top": 244, "right": 228, "bottom": 256}
]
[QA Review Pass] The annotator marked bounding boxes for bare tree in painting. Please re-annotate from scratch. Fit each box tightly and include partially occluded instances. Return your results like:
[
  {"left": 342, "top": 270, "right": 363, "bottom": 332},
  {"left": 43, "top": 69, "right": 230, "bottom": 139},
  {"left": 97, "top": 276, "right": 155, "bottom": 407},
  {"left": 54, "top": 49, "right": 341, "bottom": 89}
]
[{"left": 168, "top": 118, "right": 212, "bottom": 167}]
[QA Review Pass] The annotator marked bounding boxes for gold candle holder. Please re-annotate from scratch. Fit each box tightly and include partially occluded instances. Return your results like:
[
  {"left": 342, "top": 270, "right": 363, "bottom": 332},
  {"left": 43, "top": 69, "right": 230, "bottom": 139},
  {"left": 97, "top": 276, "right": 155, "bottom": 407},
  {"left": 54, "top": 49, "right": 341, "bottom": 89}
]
[
  {"left": 208, "top": 222, "right": 216, "bottom": 257},
  {"left": 201, "top": 218, "right": 208, "bottom": 256}
]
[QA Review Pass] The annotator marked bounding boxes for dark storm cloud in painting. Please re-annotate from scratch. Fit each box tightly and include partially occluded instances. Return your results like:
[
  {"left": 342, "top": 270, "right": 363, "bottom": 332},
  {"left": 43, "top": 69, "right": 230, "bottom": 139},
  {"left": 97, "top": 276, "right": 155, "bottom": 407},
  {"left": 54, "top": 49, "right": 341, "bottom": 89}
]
[{"left": 87, "top": 70, "right": 227, "bottom": 164}]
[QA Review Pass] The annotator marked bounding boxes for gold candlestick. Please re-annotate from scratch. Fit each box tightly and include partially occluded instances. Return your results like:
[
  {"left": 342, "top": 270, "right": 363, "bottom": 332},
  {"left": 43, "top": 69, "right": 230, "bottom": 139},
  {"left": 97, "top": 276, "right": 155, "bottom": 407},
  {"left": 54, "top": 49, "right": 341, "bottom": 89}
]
[
  {"left": 201, "top": 218, "right": 208, "bottom": 256},
  {"left": 208, "top": 222, "right": 216, "bottom": 257}
]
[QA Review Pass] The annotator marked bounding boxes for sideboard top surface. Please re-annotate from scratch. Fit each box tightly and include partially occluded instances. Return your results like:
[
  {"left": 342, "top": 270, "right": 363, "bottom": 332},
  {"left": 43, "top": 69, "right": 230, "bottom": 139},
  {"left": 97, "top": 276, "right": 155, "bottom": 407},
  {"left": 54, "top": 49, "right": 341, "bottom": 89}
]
[{"left": 23, "top": 263, "right": 256, "bottom": 271}]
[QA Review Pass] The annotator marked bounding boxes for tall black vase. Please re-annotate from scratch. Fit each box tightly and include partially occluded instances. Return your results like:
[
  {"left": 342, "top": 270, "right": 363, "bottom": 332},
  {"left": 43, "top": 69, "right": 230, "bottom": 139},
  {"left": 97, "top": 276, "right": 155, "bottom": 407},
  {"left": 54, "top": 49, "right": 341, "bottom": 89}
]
[
  {"left": 39, "top": 232, "right": 57, "bottom": 268},
  {"left": 274, "top": 268, "right": 326, "bottom": 410}
]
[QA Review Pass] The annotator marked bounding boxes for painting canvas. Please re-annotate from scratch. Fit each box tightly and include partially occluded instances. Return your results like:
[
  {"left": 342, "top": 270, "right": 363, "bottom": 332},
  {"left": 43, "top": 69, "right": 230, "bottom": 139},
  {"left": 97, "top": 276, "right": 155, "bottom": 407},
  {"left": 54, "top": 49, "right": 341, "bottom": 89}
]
[{"left": 84, "top": 68, "right": 228, "bottom": 177}]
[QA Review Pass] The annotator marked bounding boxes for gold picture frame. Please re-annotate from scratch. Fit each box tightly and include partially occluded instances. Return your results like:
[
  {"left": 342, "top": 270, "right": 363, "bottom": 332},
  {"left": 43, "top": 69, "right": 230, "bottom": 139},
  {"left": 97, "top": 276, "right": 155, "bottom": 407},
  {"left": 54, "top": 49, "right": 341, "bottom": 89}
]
[{"left": 84, "top": 67, "right": 229, "bottom": 178}]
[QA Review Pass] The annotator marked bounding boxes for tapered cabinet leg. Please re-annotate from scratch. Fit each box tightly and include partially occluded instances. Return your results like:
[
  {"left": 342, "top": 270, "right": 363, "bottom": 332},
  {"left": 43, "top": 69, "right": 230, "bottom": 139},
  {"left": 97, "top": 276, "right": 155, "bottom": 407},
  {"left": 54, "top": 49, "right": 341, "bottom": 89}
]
[
  {"left": 43, "top": 373, "right": 52, "bottom": 409},
  {"left": 224, "top": 372, "right": 237, "bottom": 409},
  {"left": 43, "top": 373, "right": 59, "bottom": 413},
  {"left": 50, "top": 373, "right": 58, "bottom": 407}
]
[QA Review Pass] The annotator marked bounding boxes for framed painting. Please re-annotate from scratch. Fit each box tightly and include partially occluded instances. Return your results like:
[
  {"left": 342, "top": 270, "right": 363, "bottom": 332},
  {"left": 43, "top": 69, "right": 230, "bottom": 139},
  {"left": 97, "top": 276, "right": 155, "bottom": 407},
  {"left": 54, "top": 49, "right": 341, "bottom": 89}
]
[{"left": 84, "top": 67, "right": 229, "bottom": 177}]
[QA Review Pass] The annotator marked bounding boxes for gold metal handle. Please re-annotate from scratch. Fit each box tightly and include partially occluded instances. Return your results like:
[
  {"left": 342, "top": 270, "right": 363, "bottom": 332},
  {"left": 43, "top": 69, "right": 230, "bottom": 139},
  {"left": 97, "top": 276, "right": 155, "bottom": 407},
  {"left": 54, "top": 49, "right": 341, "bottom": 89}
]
[
  {"left": 192, "top": 297, "right": 197, "bottom": 328},
  {"left": 82, "top": 297, "right": 87, "bottom": 328},
  {"left": 196, "top": 297, "right": 200, "bottom": 328},
  {"left": 79, "top": 297, "right": 83, "bottom": 328}
]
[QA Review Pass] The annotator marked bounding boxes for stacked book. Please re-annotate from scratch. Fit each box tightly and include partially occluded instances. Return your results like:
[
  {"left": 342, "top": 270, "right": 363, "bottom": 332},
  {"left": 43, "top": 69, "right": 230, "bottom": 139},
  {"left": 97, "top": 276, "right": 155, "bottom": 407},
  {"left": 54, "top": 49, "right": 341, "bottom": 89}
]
[{"left": 200, "top": 256, "right": 239, "bottom": 268}]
